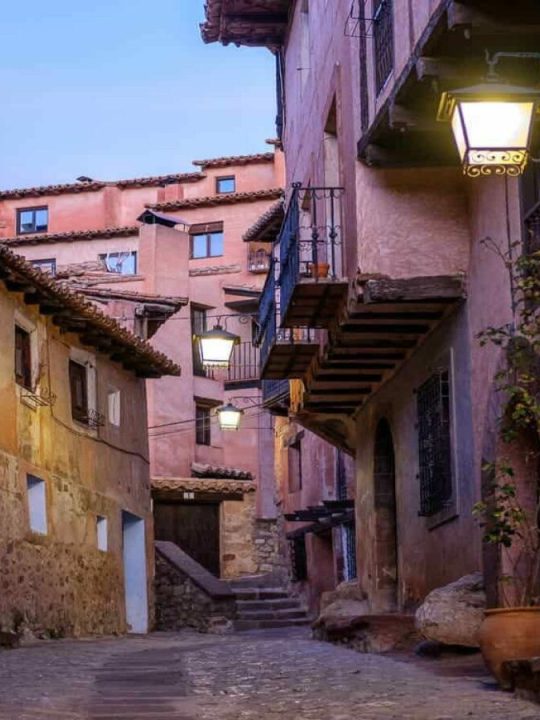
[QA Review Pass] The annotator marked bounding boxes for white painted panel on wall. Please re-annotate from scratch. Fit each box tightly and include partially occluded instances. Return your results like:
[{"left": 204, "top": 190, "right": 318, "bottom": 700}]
[
  {"left": 96, "top": 515, "right": 108, "bottom": 551},
  {"left": 27, "top": 475, "right": 47, "bottom": 534}
]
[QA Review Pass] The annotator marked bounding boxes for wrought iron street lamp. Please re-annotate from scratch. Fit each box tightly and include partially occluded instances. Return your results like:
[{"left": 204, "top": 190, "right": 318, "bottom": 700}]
[
  {"left": 437, "top": 52, "right": 540, "bottom": 177},
  {"left": 216, "top": 403, "right": 244, "bottom": 431},
  {"left": 197, "top": 324, "right": 240, "bottom": 369},
  {"left": 438, "top": 83, "right": 540, "bottom": 177}
]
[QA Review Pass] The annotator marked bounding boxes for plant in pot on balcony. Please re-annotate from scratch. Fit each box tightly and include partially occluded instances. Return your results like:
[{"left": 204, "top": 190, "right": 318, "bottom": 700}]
[{"left": 473, "top": 246, "right": 540, "bottom": 689}]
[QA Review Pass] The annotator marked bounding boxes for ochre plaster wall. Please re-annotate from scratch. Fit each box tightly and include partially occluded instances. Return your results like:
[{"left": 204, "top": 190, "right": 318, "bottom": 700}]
[{"left": 0, "top": 285, "right": 153, "bottom": 637}]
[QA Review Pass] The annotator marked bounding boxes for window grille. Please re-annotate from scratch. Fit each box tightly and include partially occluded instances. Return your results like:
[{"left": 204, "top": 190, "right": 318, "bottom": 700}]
[
  {"left": 290, "top": 535, "right": 308, "bottom": 582},
  {"left": 373, "top": 0, "right": 394, "bottom": 94},
  {"left": 416, "top": 370, "right": 453, "bottom": 516}
]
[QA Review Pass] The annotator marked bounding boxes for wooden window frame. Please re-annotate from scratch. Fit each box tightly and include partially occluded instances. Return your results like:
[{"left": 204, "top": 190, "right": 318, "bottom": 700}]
[
  {"left": 14, "top": 325, "right": 32, "bottom": 390},
  {"left": 195, "top": 403, "right": 212, "bottom": 446},
  {"left": 16, "top": 206, "right": 48, "bottom": 235},
  {"left": 189, "top": 231, "right": 224, "bottom": 259},
  {"left": 69, "top": 359, "right": 89, "bottom": 424},
  {"left": 216, "top": 176, "right": 236, "bottom": 194}
]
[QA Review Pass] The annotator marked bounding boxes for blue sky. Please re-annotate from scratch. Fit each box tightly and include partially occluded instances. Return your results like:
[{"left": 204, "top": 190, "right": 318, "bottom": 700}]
[{"left": 0, "top": 1, "right": 276, "bottom": 188}]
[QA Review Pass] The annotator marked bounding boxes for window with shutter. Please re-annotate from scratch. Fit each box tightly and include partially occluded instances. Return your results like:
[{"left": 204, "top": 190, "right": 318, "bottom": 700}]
[
  {"left": 69, "top": 360, "right": 89, "bottom": 423},
  {"left": 14, "top": 325, "right": 32, "bottom": 389}
]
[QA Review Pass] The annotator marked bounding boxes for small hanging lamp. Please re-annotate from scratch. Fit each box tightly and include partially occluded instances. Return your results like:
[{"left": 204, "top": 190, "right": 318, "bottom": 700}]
[
  {"left": 197, "top": 325, "right": 240, "bottom": 369},
  {"left": 216, "top": 403, "right": 244, "bottom": 431}
]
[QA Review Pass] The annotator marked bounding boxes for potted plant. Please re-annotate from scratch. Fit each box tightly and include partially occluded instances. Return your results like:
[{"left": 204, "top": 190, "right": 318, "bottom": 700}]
[
  {"left": 473, "top": 243, "right": 540, "bottom": 688},
  {"left": 306, "top": 261, "right": 330, "bottom": 279}
]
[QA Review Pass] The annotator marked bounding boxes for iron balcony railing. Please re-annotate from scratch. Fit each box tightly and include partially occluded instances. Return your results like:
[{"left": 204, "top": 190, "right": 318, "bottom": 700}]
[
  {"left": 279, "top": 184, "right": 344, "bottom": 326},
  {"left": 226, "top": 341, "right": 260, "bottom": 384},
  {"left": 248, "top": 249, "right": 272, "bottom": 273}
]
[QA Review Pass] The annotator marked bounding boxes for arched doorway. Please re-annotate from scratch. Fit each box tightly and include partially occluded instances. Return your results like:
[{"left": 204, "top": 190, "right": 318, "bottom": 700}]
[{"left": 373, "top": 418, "right": 398, "bottom": 611}]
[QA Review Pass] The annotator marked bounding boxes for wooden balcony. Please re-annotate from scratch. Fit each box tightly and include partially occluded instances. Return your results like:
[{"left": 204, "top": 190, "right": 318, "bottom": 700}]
[
  {"left": 298, "top": 274, "right": 466, "bottom": 416},
  {"left": 357, "top": 1, "right": 540, "bottom": 168}
]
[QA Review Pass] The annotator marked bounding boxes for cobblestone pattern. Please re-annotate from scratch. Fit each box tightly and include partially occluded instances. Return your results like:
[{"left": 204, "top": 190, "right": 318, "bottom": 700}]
[
  {"left": 154, "top": 553, "right": 236, "bottom": 633},
  {"left": 0, "top": 629, "right": 538, "bottom": 719}
]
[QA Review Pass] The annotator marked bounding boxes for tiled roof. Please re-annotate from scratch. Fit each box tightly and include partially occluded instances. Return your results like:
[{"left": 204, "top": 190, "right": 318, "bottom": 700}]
[
  {"left": 0, "top": 226, "right": 139, "bottom": 247},
  {"left": 147, "top": 187, "right": 283, "bottom": 212},
  {"left": 242, "top": 200, "right": 284, "bottom": 242},
  {"left": 201, "top": 0, "right": 291, "bottom": 48},
  {"left": 0, "top": 172, "right": 205, "bottom": 200},
  {"left": 0, "top": 181, "right": 107, "bottom": 200},
  {"left": 66, "top": 285, "right": 187, "bottom": 308},
  {"left": 191, "top": 462, "right": 253, "bottom": 481},
  {"left": 115, "top": 172, "right": 203, "bottom": 188},
  {"left": 192, "top": 152, "right": 275, "bottom": 169},
  {"left": 0, "top": 245, "right": 181, "bottom": 378},
  {"left": 152, "top": 477, "right": 256, "bottom": 495},
  {"left": 137, "top": 209, "right": 189, "bottom": 227}
]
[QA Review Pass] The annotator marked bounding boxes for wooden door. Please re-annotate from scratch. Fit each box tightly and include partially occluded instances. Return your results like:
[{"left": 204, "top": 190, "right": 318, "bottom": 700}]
[{"left": 154, "top": 502, "right": 221, "bottom": 576}]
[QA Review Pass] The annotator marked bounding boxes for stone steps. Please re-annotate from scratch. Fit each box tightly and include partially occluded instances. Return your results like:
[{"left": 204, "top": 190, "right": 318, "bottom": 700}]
[{"left": 232, "top": 581, "right": 311, "bottom": 631}]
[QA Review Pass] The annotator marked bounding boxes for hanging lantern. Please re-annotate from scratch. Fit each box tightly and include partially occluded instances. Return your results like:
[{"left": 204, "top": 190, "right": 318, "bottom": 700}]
[
  {"left": 217, "top": 403, "right": 243, "bottom": 431},
  {"left": 437, "top": 82, "right": 540, "bottom": 177},
  {"left": 197, "top": 325, "right": 240, "bottom": 368}
]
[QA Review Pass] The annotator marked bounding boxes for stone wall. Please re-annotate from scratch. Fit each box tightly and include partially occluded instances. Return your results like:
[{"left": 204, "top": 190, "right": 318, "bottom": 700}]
[
  {"left": 253, "top": 516, "right": 291, "bottom": 584},
  {"left": 155, "top": 542, "right": 236, "bottom": 633}
]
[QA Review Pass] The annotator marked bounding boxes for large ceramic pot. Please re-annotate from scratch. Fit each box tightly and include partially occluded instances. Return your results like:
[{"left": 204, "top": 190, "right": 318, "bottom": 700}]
[{"left": 478, "top": 607, "right": 540, "bottom": 688}]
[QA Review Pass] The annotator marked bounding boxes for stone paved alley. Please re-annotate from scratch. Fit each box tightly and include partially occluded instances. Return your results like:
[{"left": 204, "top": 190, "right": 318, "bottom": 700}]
[{"left": 0, "top": 629, "right": 538, "bottom": 720}]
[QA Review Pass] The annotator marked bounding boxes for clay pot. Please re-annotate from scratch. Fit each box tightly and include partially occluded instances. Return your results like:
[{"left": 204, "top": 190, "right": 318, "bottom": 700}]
[
  {"left": 308, "top": 262, "right": 330, "bottom": 279},
  {"left": 478, "top": 607, "right": 540, "bottom": 688}
]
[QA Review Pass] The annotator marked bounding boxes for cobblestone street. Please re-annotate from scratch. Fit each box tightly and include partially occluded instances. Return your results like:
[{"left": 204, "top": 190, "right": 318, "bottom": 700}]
[{"left": 0, "top": 629, "right": 538, "bottom": 719}]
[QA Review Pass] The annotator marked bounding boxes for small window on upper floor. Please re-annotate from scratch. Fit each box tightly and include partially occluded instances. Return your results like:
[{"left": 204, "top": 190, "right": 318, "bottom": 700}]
[
  {"left": 216, "top": 176, "right": 235, "bottom": 194},
  {"left": 100, "top": 251, "right": 137, "bottom": 275},
  {"left": 108, "top": 389, "right": 121, "bottom": 427},
  {"left": 17, "top": 207, "right": 48, "bottom": 235},
  {"left": 190, "top": 232, "right": 224, "bottom": 259},
  {"left": 69, "top": 359, "right": 89, "bottom": 424},
  {"left": 31, "top": 258, "right": 56, "bottom": 276},
  {"left": 195, "top": 403, "right": 212, "bottom": 446},
  {"left": 15, "top": 325, "right": 32, "bottom": 390}
]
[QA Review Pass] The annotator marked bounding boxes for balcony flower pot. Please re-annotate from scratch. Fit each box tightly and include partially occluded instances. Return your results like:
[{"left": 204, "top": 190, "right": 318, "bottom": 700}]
[
  {"left": 478, "top": 607, "right": 540, "bottom": 689},
  {"left": 307, "top": 262, "right": 330, "bottom": 279}
]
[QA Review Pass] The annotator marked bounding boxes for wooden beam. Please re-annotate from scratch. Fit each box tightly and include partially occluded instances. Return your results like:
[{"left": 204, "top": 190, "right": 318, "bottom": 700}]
[
  {"left": 362, "top": 275, "right": 465, "bottom": 304},
  {"left": 415, "top": 56, "right": 464, "bottom": 82}
]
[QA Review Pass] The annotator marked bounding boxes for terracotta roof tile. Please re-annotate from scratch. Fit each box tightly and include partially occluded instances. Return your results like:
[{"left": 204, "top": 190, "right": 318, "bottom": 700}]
[
  {"left": 152, "top": 477, "right": 256, "bottom": 495},
  {"left": 147, "top": 187, "right": 283, "bottom": 212},
  {"left": 201, "top": 0, "right": 291, "bottom": 47},
  {"left": 0, "top": 245, "right": 181, "bottom": 378},
  {"left": 115, "top": 172, "right": 203, "bottom": 188},
  {"left": 191, "top": 462, "right": 254, "bottom": 481},
  {"left": 242, "top": 200, "right": 284, "bottom": 242},
  {"left": 66, "top": 285, "right": 187, "bottom": 308},
  {"left": 0, "top": 181, "right": 106, "bottom": 200},
  {"left": 192, "top": 152, "right": 274, "bottom": 169},
  {"left": 0, "top": 226, "right": 139, "bottom": 247}
]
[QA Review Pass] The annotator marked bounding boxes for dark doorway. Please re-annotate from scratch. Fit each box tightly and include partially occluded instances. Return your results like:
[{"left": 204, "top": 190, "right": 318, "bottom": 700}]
[
  {"left": 373, "top": 418, "right": 398, "bottom": 610},
  {"left": 154, "top": 502, "right": 221, "bottom": 576}
]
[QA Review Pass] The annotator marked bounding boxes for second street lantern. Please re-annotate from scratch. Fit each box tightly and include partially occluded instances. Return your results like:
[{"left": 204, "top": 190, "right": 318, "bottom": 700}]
[
  {"left": 217, "top": 403, "right": 244, "bottom": 431},
  {"left": 197, "top": 324, "right": 240, "bottom": 369},
  {"left": 437, "top": 82, "right": 540, "bottom": 177}
]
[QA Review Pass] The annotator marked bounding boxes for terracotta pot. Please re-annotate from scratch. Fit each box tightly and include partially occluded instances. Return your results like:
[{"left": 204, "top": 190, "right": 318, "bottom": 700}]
[
  {"left": 308, "top": 262, "right": 330, "bottom": 279},
  {"left": 478, "top": 607, "right": 540, "bottom": 688}
]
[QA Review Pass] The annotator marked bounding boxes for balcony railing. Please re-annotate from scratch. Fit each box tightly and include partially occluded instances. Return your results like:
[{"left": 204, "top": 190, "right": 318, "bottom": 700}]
[
  {"left": 248, "top": 249, "right": 272, "bottom": 273},
  {"left": 226, "top": 341, "right": 260, "bottom": 386},
  {"left": 279, "top": 185, "right": 345, "bottom": 327}
]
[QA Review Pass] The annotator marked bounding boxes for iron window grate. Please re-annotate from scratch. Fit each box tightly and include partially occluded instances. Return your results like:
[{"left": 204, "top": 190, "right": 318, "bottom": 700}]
[
  {"left": 373, "top": 0, "right": 394, "bottom": 94},
  {"left": 417, "top": 370, "right": 453, "bottom": 517}
]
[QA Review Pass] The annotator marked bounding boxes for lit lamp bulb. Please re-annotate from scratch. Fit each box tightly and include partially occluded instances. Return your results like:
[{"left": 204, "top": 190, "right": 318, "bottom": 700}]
[
  {"left": 437, "top": 83, "right": 540, "bottom": 177},
  {"left": 217, "top": 403, "right": 243, "bottom": 431},
  {"left": 197, "top": 325, "right": 240, "bottom": 369}
]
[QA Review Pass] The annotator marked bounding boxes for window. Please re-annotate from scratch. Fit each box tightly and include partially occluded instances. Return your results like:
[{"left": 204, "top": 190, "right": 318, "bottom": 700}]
[
  {"left": 195, "top": 404, "right": 211, "bottom": 446},
  {"left": 373, "top": 0, "right": 394, "bottom": 94},
  {"left": 191, "top": 305, "right": 208, "bottom": 377},
  {"left": 189, "top": 222, "right": 224, "bottom": 259},
  {"left": 108, "top": 389, "right": 121, "bottom": 427},
  {"left": 417, "top": 369, "right": 453, "bottom": 517},
  {"left": 96, "top": 515, "right": 108, "bottom": 551},
  {"left": 15, "top": 325, "right": 32, "bottom": 390},
  {"left": 288, "top": 439, "right": 303, "bottom": 493},
  {"left": 216, "top": 176, "right": 235, "bottom": 194},
  {"left": 17, "top": 207, "right": 48, "bottom": 235},
  {"left": 31, "top": 258, "right": 56, "bottom": 276},
  {"left": 27, "top": 475, "right": 47, "bottom": 534},
  {"left": 100, "top": 251, "right": 137, "bottom": 275},
  {"left": 289, "top": 535, "right": 308, "bottom": 581},
  {"left": 69, "top": 359, "right": 89, "bottom": 424}
]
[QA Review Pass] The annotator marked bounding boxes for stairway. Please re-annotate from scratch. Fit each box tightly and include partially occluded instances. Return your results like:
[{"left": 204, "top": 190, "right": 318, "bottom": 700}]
[{"left": 230, "top": 575, "right": 311, "bottom": 631}]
